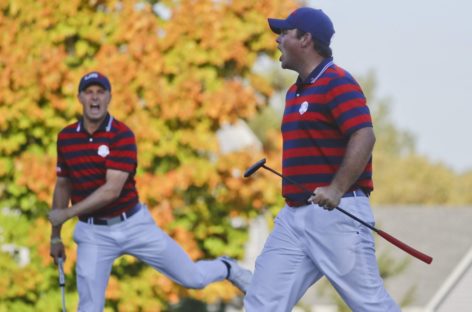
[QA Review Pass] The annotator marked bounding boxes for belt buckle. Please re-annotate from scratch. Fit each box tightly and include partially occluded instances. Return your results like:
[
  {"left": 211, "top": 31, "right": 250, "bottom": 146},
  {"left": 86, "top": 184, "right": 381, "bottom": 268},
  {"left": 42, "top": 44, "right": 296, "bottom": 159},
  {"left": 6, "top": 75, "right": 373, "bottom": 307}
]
[{"left": 105, "top": 216, "right": 122, "bottom": 226}]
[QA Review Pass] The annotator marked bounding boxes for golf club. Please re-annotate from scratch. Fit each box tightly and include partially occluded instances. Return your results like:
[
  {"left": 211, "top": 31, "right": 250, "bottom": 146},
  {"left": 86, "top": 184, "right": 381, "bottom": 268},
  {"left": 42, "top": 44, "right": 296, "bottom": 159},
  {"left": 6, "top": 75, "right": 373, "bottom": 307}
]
[
  {"left": 57, "top": 257, "right": 66, "bottom": 312},
  {"left": 244, "top": 158, "right": 433, "bottom": 264}
]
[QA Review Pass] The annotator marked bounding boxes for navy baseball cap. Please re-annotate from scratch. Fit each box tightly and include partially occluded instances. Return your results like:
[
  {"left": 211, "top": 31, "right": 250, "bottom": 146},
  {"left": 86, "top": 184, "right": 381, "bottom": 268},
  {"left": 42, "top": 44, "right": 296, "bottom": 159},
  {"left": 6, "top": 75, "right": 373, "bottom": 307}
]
[
  {"left": 268, "top": 7, "right": 335, "bottom": 46},
  {"left": 78, "top": 71, "right": 111, "bottom": 93}
]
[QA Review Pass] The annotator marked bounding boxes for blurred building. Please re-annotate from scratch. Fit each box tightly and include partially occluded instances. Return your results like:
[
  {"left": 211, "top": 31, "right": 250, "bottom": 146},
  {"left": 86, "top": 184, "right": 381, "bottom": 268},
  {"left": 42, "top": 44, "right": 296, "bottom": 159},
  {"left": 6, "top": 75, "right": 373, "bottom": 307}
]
[{"left": 216, "top": 119, "right": 262, "bottom": 155}]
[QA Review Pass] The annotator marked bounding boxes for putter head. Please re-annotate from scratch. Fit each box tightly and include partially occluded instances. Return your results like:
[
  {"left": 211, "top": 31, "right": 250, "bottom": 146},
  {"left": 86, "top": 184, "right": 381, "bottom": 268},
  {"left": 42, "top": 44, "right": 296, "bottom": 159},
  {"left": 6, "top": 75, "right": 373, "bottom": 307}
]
[{"left": 244, "top": 158, "right": 266, "bottom": 178}]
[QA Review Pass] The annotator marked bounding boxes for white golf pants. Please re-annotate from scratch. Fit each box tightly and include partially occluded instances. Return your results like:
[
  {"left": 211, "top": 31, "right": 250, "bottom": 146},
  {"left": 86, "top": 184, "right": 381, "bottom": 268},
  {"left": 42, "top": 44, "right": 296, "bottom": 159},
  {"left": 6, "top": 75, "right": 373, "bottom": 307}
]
[
  {"left": 244, "top": 196, "right": 400, "bottom": 312},
  {"left": 73, "top": 204, "right": 227, "bottom": 312}
]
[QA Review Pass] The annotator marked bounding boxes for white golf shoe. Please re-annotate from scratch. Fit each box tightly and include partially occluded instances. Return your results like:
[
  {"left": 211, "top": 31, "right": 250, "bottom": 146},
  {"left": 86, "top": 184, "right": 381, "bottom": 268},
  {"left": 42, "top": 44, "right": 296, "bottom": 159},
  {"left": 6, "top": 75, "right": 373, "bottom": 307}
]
[{"left": 220, "top": 256, "right": 252, "bottom": 294}]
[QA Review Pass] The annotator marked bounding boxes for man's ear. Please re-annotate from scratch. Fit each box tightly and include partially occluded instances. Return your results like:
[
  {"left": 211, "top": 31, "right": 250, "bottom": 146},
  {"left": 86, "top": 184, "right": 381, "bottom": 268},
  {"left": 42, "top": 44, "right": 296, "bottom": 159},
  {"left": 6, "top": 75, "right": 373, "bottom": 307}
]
[{"left": 300, "top": 32, "right": 313, "bottom": 48}]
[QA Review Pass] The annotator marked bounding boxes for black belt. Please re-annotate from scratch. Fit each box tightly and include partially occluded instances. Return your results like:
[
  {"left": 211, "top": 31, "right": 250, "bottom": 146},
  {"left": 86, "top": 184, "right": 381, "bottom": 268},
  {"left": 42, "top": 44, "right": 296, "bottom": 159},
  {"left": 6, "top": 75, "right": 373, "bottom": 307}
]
[
  {"left": 79, "top": 203, "right": 142, "bottom": 226},
  {"left": 287, "top": 189, "right": 369, "bottom": 207}
]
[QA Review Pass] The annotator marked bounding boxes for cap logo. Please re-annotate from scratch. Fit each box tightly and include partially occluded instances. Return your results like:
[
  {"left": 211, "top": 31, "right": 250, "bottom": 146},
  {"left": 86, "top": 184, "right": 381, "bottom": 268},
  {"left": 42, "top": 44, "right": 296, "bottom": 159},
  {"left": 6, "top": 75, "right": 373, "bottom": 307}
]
[{"left": 84, "top": 73, "right": 99, "bottom": 80}]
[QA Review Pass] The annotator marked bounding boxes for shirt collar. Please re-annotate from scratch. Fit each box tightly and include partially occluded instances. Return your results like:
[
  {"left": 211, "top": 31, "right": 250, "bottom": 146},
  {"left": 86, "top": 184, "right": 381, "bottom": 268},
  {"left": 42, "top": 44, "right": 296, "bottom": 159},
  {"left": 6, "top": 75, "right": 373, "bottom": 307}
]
[
  {"left": 76, "top": 113, "right": 113, "bottom": 133},
  {"left": 296, "top": 57, "right": 334, "bottom": 85}
]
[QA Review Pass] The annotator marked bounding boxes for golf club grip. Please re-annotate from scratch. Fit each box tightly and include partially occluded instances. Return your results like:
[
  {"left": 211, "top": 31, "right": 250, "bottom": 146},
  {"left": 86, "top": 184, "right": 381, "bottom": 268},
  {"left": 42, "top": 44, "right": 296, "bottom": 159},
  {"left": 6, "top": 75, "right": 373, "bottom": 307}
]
[
  {"left": 58, "top": 257, "right": 65, "bottom": 286},
  {"left": 376, "top": 229, "right": 433, "bottom": 264}
]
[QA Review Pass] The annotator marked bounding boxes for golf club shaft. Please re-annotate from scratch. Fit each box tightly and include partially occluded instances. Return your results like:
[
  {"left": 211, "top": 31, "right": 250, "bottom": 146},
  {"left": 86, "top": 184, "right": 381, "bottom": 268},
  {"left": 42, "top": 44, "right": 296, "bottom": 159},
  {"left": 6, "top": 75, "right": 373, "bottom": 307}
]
[
  {"left": 260, "top": 165, "right": 433, "bottom": 264},
  {"left": 61, "top": 288, "right": 66, "bottom": 312},
  {"left": 58, "top": 257, "right": 66, "bottom": 312}
]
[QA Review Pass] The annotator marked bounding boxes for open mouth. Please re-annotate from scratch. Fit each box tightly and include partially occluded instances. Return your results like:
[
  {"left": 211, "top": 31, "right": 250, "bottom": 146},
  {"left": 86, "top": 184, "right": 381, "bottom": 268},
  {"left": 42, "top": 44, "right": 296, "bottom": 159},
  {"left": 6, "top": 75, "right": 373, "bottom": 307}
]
[
  {"left": 90, "top": 104, "right": 101, "bottom": 112},
  {"left": 277, "top": 47, "right": 283, "bottom": 61}
]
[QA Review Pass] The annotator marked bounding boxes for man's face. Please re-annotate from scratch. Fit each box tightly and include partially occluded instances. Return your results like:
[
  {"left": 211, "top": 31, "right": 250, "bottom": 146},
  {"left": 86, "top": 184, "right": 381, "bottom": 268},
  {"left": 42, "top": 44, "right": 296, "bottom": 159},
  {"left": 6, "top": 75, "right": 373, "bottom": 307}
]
[
  {"left": 78, "top": 85, "right": 111, "bottom": 123},
  {"left": 276, "top": 28, "right": 302, "bottom": 71}
]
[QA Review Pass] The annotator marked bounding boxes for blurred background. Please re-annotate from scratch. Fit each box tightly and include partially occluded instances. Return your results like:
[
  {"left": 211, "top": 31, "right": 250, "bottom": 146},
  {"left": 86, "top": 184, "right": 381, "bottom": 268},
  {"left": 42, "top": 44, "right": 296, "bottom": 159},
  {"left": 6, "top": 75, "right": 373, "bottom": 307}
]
[{"left": 0, "top": 0, "right": 470, "bottom": 311}]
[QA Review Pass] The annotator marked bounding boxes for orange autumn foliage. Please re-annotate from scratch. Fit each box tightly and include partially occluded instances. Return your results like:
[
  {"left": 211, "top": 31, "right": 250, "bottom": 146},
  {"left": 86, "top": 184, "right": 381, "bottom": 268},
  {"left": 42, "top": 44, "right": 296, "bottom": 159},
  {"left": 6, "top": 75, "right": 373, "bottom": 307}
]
[{"left": 0, "top": 0, "right": 298, "bottom": 310}]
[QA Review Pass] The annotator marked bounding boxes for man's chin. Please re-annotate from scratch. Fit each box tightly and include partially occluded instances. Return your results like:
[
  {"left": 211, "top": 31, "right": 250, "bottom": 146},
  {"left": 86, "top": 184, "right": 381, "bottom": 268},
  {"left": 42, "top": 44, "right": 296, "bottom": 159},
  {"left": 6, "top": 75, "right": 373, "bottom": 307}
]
[
  {"left": 85, "top": 113, "right": 106, "bottom": 123},
  {"left": 279, "top": 57, "right": 290, "bottom": 69}
]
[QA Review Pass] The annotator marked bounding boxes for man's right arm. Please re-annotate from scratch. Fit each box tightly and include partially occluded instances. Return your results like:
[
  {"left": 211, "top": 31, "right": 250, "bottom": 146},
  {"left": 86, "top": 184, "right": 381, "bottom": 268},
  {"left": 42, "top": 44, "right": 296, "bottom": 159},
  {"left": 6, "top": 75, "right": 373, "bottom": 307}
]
[{"left": 50, "top": 176, "right": 71, "bottom": 263}]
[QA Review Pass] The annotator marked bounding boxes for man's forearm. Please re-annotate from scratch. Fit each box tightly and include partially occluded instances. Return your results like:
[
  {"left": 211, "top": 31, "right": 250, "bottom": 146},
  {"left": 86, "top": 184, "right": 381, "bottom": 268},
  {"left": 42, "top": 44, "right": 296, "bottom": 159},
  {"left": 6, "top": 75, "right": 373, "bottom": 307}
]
[
  {"left": 51, "top": 180, "right": 71, "bottom": 238},
  {"left": 51, "top": 225, "right": 62, "bottom": 239},
  {"left": 66, "top": 169, "right": 129, "bottom": 218},
  {"left": 67, "top": 183, "right": 120, "bottom": 218},
  {"left": 331, "top": 127, "right": 375, "bottom": 193}
]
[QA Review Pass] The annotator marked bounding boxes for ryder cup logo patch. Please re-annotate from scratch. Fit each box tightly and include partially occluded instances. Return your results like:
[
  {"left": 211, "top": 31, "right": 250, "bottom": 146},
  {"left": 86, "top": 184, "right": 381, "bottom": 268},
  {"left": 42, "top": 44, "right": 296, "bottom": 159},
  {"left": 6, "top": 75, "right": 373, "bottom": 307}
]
[
  {"left": 299, "top": 101, "right": 309, "bottom": 115},
  {"left": 97, "top": 145, "right": 110, "bottom": 158}
]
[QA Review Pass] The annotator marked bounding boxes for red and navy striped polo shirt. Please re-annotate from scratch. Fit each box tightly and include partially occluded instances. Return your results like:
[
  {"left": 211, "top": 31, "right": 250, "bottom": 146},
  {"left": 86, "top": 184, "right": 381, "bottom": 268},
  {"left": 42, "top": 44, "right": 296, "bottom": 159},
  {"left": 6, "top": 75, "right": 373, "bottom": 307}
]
[
  {"left": 56, "top": 114, "right": 139, "bottom": 218},
  {"left": 282, "top": 57, "right": 373, "bottom": 205}
]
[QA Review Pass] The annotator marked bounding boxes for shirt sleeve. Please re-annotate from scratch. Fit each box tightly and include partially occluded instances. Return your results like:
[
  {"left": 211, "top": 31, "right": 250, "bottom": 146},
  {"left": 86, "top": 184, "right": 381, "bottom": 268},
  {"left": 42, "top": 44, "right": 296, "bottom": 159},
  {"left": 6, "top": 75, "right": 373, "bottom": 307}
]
[
  {"left": 326, "top": 75, "right": 373, "bottom": 137},
  {"left": 106, "top": 128, "right": 137, "bottom": 173},
  {"left": 56, "top": 133, "right": 69, "bottom": 177}
]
